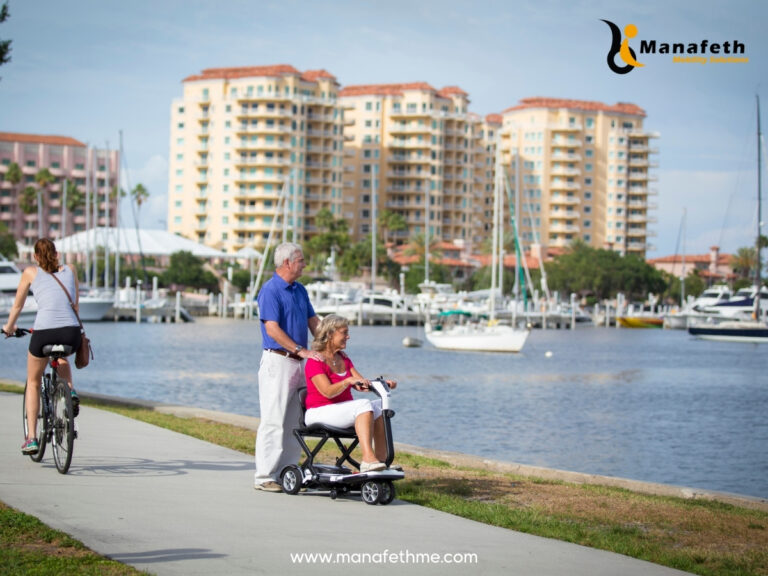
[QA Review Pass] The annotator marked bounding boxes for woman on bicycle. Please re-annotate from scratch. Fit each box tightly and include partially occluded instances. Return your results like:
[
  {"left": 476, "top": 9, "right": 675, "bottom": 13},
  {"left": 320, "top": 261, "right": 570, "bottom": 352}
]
[{"left": 2, "top": 238, "right": 82, "bottom": 455}]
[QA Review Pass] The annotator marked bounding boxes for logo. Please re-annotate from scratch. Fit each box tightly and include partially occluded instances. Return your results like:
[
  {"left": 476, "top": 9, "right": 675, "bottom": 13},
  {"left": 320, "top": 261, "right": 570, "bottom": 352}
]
[
  {"left": 600, "top": 19, "right": 749, "bottom": 73},
  {"left": 601, "top": 19, "right": 643, "bottom": 74}
]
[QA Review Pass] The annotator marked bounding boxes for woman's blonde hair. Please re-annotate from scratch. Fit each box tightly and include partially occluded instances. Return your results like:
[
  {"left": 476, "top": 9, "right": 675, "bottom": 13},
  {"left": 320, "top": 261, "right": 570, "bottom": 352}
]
[
  {"left": 34, "top": 238, "right": 59, "bottom": 274},
  {"left": 311, "top": 314, "right": 349, "bottom": 352}
]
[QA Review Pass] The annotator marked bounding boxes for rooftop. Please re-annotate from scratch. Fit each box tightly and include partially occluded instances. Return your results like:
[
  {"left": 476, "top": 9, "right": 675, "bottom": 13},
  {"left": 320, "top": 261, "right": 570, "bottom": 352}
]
[{"left": 503, "top": 97, "right": 646, "bottom": 117}]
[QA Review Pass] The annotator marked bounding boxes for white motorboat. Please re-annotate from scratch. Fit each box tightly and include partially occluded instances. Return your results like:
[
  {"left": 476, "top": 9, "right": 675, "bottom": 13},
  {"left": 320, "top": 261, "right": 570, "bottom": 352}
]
[
  {"left": 78, "top": 288, "right": 116, "bottom": 321},
  {"left": 0, "top": 258, "right": 37, "bottom": 322},
  {"left": 314, "top": 289, "right": 422, "bottom": 325}
]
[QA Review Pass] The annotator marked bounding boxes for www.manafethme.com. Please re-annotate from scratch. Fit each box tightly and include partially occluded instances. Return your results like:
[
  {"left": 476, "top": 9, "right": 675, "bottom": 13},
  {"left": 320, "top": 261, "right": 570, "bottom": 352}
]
[{"left": 290, "top": 549, "right": 479, "bottom": 565}]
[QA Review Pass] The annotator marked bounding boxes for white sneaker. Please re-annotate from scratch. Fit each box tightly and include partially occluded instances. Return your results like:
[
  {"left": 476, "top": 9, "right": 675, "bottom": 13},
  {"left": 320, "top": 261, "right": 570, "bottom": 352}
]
[{"left": 360, "top": 461, "right": 386, "bottom": 473}]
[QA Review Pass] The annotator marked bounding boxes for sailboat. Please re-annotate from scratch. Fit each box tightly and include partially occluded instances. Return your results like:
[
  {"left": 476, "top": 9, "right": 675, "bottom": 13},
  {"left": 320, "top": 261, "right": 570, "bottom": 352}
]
[
  {"left": 424, "top": 138, "right": 530, "bottom": 353},
  {"left": 688, "top": 95, "right": 768, "bottom": 343}
]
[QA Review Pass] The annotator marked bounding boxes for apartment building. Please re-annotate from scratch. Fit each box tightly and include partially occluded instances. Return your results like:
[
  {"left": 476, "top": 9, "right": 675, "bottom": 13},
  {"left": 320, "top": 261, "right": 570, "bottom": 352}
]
[
  {"left": 499, "top": 98, "right": 659, "bottom": 256},
  {"left": 338, "top": 83, "right": 489, "bottom": 251},
  {"left": 168, "top": 65, "right": 345, "bottom": 253},
  {"left": 0, "top": 132, "right": 119, "bottom": 247}
]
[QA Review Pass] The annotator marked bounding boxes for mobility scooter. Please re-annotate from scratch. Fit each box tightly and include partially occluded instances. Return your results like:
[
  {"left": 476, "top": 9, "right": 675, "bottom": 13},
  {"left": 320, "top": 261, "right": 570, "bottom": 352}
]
[{"left": 280, "top": 378, "right": 404, "bottom": 505}]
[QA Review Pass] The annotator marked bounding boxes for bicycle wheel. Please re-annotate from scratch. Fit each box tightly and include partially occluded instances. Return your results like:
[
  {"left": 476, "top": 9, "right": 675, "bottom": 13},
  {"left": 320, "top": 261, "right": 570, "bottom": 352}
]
[
  {"left": 22, "top": 382, "right": 47, "bottom": 462},
  {"left": 51, "top": 378, "right": 75, "bottom": 474}
]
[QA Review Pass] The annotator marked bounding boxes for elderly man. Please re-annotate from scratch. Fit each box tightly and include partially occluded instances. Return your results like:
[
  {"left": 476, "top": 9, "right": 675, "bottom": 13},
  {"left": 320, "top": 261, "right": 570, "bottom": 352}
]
[{"left": 254, "top": 242, "right": 322, "bottom": 492}]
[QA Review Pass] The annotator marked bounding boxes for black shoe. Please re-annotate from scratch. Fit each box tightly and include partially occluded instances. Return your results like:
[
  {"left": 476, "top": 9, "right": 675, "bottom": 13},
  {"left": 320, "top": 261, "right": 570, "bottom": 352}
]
[{"left": 71, "top": 389, "right": 80, "bottom": 417}]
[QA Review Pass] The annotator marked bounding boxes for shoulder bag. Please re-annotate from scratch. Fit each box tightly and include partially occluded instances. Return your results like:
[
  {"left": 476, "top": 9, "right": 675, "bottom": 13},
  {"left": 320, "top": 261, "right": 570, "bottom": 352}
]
[{"left": 48, "top": 270, "right": 94, "bottom": 369}]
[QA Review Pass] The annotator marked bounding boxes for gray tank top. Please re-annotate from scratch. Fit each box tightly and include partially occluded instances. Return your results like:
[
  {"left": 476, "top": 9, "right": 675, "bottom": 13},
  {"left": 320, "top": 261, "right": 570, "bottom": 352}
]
[{"left": 31, "top": 266, "right": 79, "bottom": 330}]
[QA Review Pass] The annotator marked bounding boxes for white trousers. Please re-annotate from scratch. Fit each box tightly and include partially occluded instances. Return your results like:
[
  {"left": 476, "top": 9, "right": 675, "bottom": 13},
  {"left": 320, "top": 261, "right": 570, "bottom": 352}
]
[
  {"left": 254, "top": 352, "right": 304, "bottom": 485},
  {"left": 305, "top": 398, "right": 382, "bottom": 429}
]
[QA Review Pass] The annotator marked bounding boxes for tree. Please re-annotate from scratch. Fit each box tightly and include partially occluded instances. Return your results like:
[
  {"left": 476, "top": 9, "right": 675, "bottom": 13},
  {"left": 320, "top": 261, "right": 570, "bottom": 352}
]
[
  {"left": 377, "top": 210, "right": 406, "bottom": 245},
  {"left": 19, "top": 185, "right": 37, "bottom": 215},
  {"left": 403, "top": 232, "right": 443, "bottom": 261},
  {"left": 162, "top": 251, "right": 218, "bottom": 291},
  {"left": 34, "top": 167, "right": 55, "bottom": 237},
  {"left": 730, "top": 246, "right": 756, "bottom": 281},
  {"left": 65, "top": 181, "right": 85, "bottom": 213},
  {"left": 544, "top": 241, "right": 666, "bottom": 301},
  {"left": 0, "top": 2, "right": 11, "bottom": 73},
  {"left": 305, "top": 208, "right": 350, "bottom": 272},
  {"left": 131, "top": 183, "right": 149, "bottom": 211},
  {"left": 0, "top": 221, "right": 17, "bottom": 259}
]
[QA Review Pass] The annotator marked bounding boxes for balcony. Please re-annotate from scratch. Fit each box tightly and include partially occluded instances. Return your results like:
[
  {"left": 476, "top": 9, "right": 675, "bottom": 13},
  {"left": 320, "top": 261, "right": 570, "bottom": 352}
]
[
  {"left": 551, "top": 138, "right": 582, "bottom": 147},
  {"left": 550, "top": 195, "right": 581, "bottom": 206},
  {"left": 549, "top": 122, "right": 583, "bottom": 131},
  {"left": 551, "top": 152, "right": 582, "bottom": 162},
  {"left": 389, "top": 124, "right": 433, "bottom": 134},
  {"left": 550, "top": 167, "right": 582, "bottom": 177},
  {"left": 549, "top": 180, "right": 581, "bottom": 191},
  {"left": 237, "top": 107, "right": 293, "bottom": 119},
  {"left": 548, "top": 222, "right": 581, "bottom": 234}
]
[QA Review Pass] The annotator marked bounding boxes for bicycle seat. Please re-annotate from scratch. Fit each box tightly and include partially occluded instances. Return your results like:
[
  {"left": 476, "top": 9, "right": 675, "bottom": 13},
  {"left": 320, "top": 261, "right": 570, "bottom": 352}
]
[{"left": 42, "top": 344, "right": 74, "bottom": 358}]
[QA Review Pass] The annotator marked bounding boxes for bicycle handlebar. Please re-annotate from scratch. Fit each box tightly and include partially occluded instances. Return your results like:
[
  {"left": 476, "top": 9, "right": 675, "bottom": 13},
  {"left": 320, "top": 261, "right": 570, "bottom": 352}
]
[{"left": 1, "top": 328, "right": 31, "bottom": 338}]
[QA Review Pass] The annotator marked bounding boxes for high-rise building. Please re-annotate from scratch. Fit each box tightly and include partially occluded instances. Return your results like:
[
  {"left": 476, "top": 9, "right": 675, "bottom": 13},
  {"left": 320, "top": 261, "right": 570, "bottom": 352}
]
[
  {"left": 0, "top": 132, "right": 118, "bottom": 246},
  {"left": 168, "top": 65, "right": 345, "bottom": 253},
  {"left": 500, "top": 98, "right": 659, "bottom": 256},
  {"left": 338, "top": 83, "right": 487, "bottom": 250}
]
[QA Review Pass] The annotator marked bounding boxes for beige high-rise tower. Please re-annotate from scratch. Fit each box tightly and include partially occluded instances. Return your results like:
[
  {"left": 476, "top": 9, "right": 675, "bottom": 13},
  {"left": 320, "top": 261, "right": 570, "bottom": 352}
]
[
  {"left": 500, "top": 98, "right": 659, "bottom": 257},
  {"left": 338, "top": 83, "right": 488, "bottom": 251},
  {"left": 168, "top": 65, "right": 344, "bottom": 252}
]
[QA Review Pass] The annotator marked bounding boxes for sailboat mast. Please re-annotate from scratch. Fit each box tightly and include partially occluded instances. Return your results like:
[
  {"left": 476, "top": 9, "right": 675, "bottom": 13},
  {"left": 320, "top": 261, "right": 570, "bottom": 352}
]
[{"left": 756, "top": 95, "right": 763, "bottom": 320}]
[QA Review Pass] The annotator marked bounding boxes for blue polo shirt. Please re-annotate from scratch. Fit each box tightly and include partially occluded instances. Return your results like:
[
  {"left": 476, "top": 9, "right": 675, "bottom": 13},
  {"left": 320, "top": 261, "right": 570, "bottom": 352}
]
[{"left": 257, "top": 272, "right": 316, "bottom": 350}]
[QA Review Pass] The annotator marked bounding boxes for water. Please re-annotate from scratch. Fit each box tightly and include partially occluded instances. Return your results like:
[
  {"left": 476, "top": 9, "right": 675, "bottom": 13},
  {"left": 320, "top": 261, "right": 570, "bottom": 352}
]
[{"left": 1, "top": 318, "right": 766, "bottom": 499}]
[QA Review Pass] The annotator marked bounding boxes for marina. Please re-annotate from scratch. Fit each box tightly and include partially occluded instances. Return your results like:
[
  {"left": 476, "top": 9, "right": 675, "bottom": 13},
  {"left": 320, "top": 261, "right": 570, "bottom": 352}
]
[{"left": 1, "top": 318, "right": 766, "bottom": 500}]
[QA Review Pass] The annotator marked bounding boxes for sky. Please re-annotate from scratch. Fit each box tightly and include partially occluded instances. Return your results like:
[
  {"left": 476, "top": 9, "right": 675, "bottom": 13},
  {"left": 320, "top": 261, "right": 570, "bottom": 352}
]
[{"left": 1, "top": 0, "right": 767, "bottom": 258}]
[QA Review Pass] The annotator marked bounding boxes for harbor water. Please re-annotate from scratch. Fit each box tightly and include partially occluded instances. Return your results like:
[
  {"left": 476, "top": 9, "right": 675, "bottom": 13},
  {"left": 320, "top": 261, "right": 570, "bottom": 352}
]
[{"left": 1, "top": 318, "right": 766, "bottom": 499}]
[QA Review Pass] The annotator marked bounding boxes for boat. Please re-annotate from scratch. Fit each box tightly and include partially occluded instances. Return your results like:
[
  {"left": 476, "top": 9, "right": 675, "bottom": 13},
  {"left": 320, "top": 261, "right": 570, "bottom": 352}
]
[
  {"left": 0, "top": 257, "right": 37, "bottom": 322},
  {"left": 78, "top": 288, "right": 116, "bottom": 321},
  {"left": 688, "top": 95, "right": 768, "bottom": 343},
  {"left": 701, "top": 285, "right": 768, "bottom": 321},
  {"left": 618, "top": 316, "right": 663, "bottom": 329},
  {"left": 314, "top": 288, "right": 422, "bottom": 325},
  {"left": 424, "top": 138, "right": 530, "bottom": 352},
  {"left": 425, "top": 311, "right": 529, "bottom": 352},
  {"left": 663, "top": 283, "right": 732, "bottom": 329}
]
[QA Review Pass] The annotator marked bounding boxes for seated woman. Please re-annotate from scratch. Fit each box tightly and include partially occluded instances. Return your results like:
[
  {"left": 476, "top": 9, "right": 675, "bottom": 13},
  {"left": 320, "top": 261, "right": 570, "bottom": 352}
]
[{"left": 304, "top": 314, "right": 397, "bottom": 473}]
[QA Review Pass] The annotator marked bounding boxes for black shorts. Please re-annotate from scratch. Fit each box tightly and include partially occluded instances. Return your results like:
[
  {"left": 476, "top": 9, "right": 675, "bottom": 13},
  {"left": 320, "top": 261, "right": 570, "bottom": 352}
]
[{"left": 29, "top": 326, "right": 82, "bottom": 359}]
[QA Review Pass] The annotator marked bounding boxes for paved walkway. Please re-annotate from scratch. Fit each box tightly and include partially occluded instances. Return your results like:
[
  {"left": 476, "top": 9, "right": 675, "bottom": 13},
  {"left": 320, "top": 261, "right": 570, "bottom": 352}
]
[{"left": 0, "top": 392, "right": 692, "bottom": 576}]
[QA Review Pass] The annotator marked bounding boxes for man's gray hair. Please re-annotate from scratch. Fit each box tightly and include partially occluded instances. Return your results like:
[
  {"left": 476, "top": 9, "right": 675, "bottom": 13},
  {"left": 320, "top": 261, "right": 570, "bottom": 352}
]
[{"left": 273, "top": 242, "right": 303, "bottom": 267}]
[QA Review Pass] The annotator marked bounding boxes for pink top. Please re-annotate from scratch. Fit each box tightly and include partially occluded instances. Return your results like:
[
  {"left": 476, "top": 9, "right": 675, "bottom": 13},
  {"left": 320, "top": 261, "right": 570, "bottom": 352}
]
[{"left": 304, "top": 354, "right": 355, "bottom": 409}]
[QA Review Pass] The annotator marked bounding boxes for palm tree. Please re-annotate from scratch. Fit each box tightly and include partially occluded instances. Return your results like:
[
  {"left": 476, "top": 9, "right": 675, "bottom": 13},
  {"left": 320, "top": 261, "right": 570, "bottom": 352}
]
[
  {"left": 4, "top": 162, "right": 22, "bottom": 237},
  {"left": 19, "top": 185, "right": 37, "bottom": 215},
  {"left": 404, "top": 232, "right": 443, "bottom": 261},
  {"left": 377, "top": 210, "right": 407, "bottom": 246},
  {"left": 130, "top": 183, "right": 150, "bottom": 283},
  {"left": 65, "top": 181, "right": 85, "bottom": 213},
  {"left": 731, "top": 247, "right": 756, "bottom": 281},
  {"left": 34, "top": 167, "right": 55, "bottom": 237}
]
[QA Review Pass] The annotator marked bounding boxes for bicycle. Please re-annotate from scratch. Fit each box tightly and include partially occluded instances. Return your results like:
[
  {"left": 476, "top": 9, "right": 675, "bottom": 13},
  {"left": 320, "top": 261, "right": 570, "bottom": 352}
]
[{"left": 2, "top": 328, "right": 78, "bottom": 474}]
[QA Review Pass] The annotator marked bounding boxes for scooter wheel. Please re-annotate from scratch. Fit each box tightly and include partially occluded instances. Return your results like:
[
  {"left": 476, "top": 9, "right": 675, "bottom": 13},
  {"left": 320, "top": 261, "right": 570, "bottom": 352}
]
[
  {"left": 378, "top": 481, "right": 395, "bottom": 505},
  {"left": 281, "top": 465, "right": 303, "bottom": 495},
  {"left": 361, "top": 480, "right": 380, "bottom": 505},
  {"left": 329, "top": 488, "right": 338, "bottom": 500}
]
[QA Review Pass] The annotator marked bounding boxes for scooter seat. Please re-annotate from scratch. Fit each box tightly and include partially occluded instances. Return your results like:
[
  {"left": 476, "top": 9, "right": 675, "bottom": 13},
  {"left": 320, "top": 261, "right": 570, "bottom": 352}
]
[{"left": 300, "top": 423, "right": 357, "bottom": 437}]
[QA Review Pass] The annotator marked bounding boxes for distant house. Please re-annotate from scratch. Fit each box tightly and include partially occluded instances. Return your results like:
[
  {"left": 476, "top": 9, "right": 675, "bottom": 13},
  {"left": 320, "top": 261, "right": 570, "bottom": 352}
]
[
  {"left": 389, "top": 240, "right": 553, "bottom": 283},
  {"left": 647, "top": 246, "right": 735, "bottom": 283}
]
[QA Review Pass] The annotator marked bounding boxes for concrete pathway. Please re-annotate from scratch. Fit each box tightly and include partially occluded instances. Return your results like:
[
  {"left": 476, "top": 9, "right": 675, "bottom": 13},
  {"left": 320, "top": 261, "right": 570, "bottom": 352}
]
[{"left": 0, "top": 392, "right": 692, "bottom": 575}]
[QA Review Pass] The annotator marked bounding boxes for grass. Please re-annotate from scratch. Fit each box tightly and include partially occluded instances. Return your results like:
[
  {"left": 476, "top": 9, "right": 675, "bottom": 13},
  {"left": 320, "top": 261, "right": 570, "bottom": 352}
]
[{"left": 1, "top": 381, "right": 767, "bottom": 576}]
